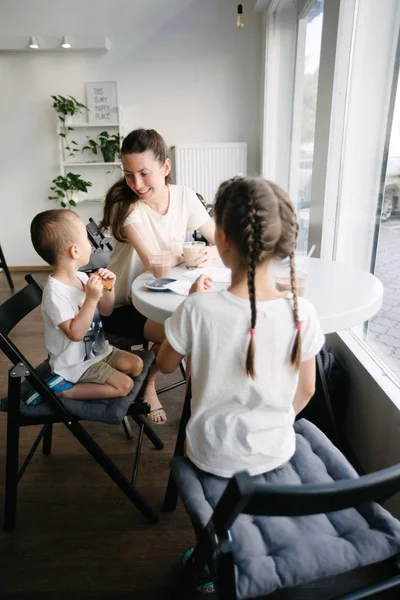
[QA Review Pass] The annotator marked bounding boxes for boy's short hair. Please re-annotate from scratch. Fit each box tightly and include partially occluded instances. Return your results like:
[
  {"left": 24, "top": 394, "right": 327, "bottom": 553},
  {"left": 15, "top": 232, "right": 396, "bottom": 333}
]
[{"left": 30, "top": 209, "right": 80, "bottom": 265}]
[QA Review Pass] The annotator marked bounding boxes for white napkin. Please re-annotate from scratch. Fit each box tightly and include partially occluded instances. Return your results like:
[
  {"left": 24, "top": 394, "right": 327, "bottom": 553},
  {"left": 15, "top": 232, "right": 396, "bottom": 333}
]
[
  {"left": 163, "top": 280, "right": 191, "bottom": 296},
  {"left": 181, "top": 267, "right": 231, "bottom": 283}
]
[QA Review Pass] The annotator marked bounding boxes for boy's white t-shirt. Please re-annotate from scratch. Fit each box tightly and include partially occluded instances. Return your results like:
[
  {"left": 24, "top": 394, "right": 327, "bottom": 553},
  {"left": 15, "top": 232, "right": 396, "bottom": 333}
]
[
  {"left": 42, "top": 272, "right": 112, "bottom": 383},
  {"left": 165, "top": 290, "right": 325, "bottom": 478},
  {"left": 108, "top": 185, "right": 210, "bottom": 307}
]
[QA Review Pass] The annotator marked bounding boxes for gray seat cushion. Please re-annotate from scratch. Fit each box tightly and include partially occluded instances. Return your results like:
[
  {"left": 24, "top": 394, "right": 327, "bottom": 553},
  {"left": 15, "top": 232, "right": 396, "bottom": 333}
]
[
  {"left": 0, "top": 349, "right": 154, "bottom": 425},
  {"left": 171, "top": 419, "right": 400, "bottom": 599}
]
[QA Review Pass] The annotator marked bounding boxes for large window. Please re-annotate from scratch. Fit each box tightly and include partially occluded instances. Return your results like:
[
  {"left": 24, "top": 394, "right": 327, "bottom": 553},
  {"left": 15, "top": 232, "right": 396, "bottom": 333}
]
[
  {"left": 365, "top": 50, "right": 400, "bottom": 387},
  {"left": 262, "top": 0, "right": 400, "bottom": 392},
  {"left": 290, "top": 0, "right": 324, "bottom": 253}
]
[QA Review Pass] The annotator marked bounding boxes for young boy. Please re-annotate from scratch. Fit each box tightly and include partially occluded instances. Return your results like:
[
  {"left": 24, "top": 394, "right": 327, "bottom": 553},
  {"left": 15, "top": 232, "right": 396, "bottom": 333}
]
[{"left": 28, "top": 209, "right": 143, "bottom": 405}]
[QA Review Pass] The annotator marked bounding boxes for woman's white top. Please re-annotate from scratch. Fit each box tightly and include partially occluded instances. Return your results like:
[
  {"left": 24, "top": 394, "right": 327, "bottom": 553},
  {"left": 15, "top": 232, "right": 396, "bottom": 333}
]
[{"left": 108, "top": 185, "right": 210, "bottom": 307}]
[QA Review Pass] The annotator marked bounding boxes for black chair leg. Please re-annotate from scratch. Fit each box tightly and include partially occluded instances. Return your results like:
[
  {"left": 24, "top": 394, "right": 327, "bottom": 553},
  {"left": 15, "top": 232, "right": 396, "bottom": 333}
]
[
  {"left": 316, "top": 352, "right": 342, "bottom": 449},
  {"left": 163, "top": 381, "right": 192, "bottom": 512},
  {"left": 132, "top": 414, "right": 164, "bottom": 450},
  {"left": 122, "top": 416, "right": 133, "bottom": 440},
  {"left": 4, "top": 375, "right": 21, "bottom": 531},
  {"left": 42, "top": 423, "right": 53, "bottom": 455},
  {"left": 66, "top": 418, "right": 159, "bottom": 523},
  {"left": 131, "top": 423, "right": 145, "bottom": 486},
  {"left": 0, "top": 244, "right": 14, "bottom": 289}
]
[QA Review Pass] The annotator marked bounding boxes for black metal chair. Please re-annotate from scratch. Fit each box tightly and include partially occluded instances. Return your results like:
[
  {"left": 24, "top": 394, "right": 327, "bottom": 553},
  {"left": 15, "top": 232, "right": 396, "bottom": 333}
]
[
  {"left": 79, "top": 218, "right": 113, "bottom": 274},
  {"left": 166, "top": 386, "right": 400, "bottom": 599},
  {"left": 0, "top": 274, "right": 164, "bottom": 531},
  {"left": 86, "top": 217, "right": 113, "bottom": 251},
  {"left": 0, "top": 243, "right": 14, "bottom": 289},
  {"left": 193, "top": 193, "right": 212, "bottom": 244}
]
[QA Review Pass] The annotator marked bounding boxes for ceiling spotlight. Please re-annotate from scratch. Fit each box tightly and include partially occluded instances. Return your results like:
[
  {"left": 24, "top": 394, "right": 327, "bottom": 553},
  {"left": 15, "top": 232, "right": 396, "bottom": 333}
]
[
  {"left": 29, "top": 36, "right": 39, "bottom": 49},
  {"left": 237, "top": 4, "right": 244, "bottom": 29},
  {"left": 61, "top": 36, "right": 71, "bottom": 49}
]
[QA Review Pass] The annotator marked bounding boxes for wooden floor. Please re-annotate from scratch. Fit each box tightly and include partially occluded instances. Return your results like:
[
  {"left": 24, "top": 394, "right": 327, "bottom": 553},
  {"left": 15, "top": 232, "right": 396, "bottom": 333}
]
[{"left": 0, "top": 272, "right": 398, "bottom": 599}]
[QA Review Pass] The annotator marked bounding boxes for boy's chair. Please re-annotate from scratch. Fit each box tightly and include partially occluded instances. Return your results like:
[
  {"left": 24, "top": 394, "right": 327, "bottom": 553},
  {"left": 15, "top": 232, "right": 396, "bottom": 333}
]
[
  {"left": 0, "top": 274, "right": 164, "bottom": 531},
  {"left": 166, "top": 389, "right": 400, "bottom": 599}
]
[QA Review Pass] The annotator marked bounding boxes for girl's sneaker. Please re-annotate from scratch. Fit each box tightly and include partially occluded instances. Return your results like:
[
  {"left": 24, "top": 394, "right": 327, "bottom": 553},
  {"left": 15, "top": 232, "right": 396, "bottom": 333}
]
[
  {"left": 182, "top": 548, "right": 215, "bottom": 594},
  {"left": 26, "top": 375, "right": 73, "bottom": 406}
]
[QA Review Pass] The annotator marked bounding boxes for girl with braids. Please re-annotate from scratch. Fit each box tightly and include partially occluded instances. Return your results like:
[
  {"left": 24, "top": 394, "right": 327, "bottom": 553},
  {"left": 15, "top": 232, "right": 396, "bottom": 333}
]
[
  {"left": 158, "top": 177, "right": 324, "bottom": 477},
  {"left": 100, "top": 128, "right": 218, "bottom": 423}
]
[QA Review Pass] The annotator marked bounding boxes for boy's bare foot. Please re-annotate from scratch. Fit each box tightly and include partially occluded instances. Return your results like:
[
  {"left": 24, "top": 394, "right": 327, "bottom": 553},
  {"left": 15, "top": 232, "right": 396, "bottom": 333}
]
[{"left": 143, "top": 390, "right": 167, "bottom": 424}]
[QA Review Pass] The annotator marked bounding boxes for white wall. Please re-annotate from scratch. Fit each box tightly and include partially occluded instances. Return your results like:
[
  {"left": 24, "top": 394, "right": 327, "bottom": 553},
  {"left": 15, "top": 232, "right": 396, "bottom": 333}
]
[{"left": 0, "top": 0, "right": 262, "bottom": 266}]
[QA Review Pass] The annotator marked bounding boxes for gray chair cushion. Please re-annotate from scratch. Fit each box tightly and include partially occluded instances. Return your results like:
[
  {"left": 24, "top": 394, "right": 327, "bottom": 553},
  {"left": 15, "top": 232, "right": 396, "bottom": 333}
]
[
  {"left": 0, "top": 349, "right": 154, "bottom": 426},
  {"left": 171, "top": 419, "right": 400, "bottom": 599}
]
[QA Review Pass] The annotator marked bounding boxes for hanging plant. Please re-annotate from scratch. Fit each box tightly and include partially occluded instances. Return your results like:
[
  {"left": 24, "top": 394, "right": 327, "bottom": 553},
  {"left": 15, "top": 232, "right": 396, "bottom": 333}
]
[
  {"left": 48, "top": 172, "right": 92, "bottom": 208},
  {"left": 82, "top": 131, "right": 123, "bottom": 163},
  {"left": 51, "top": 94, "right": 89, "bottom": 158}
]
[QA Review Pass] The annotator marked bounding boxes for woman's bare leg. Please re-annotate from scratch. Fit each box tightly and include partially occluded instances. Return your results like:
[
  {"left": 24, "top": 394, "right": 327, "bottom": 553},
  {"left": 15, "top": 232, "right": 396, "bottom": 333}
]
[{"left": 143, "top": 320, "right": 167, "bottom": 423}]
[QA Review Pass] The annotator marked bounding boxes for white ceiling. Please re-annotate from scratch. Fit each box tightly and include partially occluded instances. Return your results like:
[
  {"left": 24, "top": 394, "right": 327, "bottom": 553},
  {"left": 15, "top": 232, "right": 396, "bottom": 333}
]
[{"left": 0, "top": 0, "right": 198, "bottom": 43}]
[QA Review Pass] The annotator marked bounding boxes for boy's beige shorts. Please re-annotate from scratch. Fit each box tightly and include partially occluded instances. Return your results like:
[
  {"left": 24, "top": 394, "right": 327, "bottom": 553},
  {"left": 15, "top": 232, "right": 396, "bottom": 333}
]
[{"left": 77, "top": 347, "right": 123, "bottom": 385}]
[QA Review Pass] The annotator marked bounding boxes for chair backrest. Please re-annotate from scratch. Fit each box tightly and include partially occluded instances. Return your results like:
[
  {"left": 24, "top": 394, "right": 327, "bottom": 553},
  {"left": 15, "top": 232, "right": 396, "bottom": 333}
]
[
  {"left": 86, "top": 218, "right": 113, "bottom": 252},
  {"left": 0, "top": 273, "right": 43, "bottom": 337},
  {"left": 212, "top": 465, "right": 400, "bottom": 534}
]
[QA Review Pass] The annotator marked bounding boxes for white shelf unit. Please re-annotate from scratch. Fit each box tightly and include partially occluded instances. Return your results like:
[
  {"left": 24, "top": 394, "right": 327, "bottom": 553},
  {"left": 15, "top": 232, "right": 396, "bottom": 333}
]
[{"left": 56, "top": 111, "right": 123, "bottom": 204}]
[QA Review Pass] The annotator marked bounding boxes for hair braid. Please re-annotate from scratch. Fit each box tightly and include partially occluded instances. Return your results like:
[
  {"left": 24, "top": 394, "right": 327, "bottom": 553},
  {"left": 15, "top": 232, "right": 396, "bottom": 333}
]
[
  {"left": 274, "top": 189, "right": 302, "bottom": 369},
  {"left": 245, "top": 189, "right": 262, "bottom": 378},
  {"left": 289, "top": 251, "right": 302, "bottom": 368}
]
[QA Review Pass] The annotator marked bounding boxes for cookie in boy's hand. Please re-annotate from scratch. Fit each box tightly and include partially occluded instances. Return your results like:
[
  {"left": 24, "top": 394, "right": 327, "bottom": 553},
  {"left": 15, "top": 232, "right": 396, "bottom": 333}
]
[{"left": 94, "top": 271, "right": 113, "bottom": 292}]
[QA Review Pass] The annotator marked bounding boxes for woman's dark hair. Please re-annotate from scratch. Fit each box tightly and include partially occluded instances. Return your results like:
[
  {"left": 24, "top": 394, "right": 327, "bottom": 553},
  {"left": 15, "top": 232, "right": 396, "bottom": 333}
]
[
  {"left": 100, "top": 128, "right": 172, "bottom": 242},
  {"left": 213, "top": 177, "right": 300, "bottom": 377}
]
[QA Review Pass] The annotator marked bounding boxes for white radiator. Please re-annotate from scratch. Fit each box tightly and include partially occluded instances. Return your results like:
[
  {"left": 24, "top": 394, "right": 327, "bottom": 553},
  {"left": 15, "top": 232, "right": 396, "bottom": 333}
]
[{"left": 171, "top": 142, "right": 247, "bottom": 205}]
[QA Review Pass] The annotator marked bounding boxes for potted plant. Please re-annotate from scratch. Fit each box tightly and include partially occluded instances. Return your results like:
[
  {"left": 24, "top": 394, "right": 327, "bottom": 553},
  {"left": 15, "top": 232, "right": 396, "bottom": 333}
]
[
  {"left": 51, "top": 94, "right": 88, "bottom": 158},
  {"left": 48, "top": 172, "right": 92, "bottom": 208},
  {"left": 82, "top": 131, "right": 122, "bottom": 163}
]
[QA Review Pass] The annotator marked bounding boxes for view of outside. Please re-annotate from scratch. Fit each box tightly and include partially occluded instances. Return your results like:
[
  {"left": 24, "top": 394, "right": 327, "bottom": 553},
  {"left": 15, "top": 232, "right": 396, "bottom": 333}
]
[
  {"left": 295, "top": 0, "right": 323, "bottom": 253},
  {"left": 366, "top": 63, "right": 400, "bottom": 387}
]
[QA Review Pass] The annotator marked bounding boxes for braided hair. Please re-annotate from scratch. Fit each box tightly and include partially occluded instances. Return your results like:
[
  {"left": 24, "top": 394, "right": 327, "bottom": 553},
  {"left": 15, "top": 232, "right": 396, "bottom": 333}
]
[{"left": 214, "top": 177, "right": 301, "bottom": 377}]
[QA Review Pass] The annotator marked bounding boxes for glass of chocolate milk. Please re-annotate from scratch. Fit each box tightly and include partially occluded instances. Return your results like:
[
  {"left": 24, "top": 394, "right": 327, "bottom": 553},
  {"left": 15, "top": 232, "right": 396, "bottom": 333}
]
[
  {"left": 275, "top": 269, "right": 307, "bottom": 297},
  {"left": 183, "top": 241, "right": 206, "bottom": 269},
  {"left": 148, "top": 251, "right": 172, "bottom": 279}
]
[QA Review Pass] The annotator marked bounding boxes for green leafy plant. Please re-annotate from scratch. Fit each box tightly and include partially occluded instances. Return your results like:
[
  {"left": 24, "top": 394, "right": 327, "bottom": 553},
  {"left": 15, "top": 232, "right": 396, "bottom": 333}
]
[
  {"left": 48, "top": 172, "right": 92, "bottom": 208},
  {"left": 51, "top": 94, "right": 89, "bottom": 158},
  {"left": 83, "top": 131, "right": 122, "bottom": 163}
]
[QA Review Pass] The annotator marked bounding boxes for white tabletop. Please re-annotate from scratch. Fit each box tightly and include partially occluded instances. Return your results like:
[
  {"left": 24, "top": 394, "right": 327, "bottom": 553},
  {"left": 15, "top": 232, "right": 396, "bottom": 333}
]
[{"left": 131, "top": 257, "right": 384, "bottom": 334}]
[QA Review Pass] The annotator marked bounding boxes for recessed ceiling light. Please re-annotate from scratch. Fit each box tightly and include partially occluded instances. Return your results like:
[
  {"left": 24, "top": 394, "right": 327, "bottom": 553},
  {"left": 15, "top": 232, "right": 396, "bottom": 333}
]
[
  {"left": 29, "top": 36, "right": 39, "bottom": 49},
  {"left": 61, "top": 36, "right": 71, "bottom": 49}
]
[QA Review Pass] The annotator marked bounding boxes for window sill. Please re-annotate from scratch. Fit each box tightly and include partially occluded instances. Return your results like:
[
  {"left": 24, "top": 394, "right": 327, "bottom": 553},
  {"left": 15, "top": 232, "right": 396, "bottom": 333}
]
[{"left": 334, "top": 330, "right": 400, "bottom": 410}]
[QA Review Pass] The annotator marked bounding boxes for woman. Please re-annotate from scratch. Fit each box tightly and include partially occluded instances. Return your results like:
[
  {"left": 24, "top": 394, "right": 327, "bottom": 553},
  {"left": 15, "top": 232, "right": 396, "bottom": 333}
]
[{"left": 100, "top": 128, "right": 217, "bottom": 423}]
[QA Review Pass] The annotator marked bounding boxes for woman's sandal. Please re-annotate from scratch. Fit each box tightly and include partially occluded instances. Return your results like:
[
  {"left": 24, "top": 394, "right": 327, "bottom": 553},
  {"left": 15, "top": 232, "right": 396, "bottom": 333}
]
[
  {"left": 143, "top": 400, "right": 167, "bottom": 425},
  {"left": 182, "top": 548, "right": 215, "bottom": 594}
]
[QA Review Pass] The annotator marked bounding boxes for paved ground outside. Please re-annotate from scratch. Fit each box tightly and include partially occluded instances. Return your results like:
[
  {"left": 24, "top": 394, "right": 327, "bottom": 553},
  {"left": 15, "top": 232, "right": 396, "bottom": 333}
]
[{"left": 367, "top": 214, "right": 400, "bottom": 384}]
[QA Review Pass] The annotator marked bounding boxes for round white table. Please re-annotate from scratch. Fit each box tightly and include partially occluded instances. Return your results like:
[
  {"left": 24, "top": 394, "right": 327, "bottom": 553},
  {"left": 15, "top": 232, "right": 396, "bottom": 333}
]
[{"left": 131, "top": 258, "right": 384, "bottom": 334}]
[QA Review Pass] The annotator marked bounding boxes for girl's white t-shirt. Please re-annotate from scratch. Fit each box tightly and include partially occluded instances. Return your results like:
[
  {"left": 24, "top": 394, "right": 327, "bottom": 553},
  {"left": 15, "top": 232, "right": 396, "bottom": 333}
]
[
  {"left": 165, "top": 290, "right": 325, "bottom": 478},
  {"left": 108, "top": 185, "right": 210, "bottom": 307}
]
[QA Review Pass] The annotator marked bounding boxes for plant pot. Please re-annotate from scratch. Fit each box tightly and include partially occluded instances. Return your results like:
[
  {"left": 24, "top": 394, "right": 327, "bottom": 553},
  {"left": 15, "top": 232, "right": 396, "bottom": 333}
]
[
  {"left": 101, "top": 148, "right": 116, "bottom": 163},
  {"left": 64, "top": 115, "right": 73, "bottom": 126}
]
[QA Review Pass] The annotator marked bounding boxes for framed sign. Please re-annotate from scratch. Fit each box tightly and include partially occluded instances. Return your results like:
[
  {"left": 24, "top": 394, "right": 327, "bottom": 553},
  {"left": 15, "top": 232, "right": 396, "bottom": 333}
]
[{"left": 86, "top": 81, "right": 118, "bottom": 124}]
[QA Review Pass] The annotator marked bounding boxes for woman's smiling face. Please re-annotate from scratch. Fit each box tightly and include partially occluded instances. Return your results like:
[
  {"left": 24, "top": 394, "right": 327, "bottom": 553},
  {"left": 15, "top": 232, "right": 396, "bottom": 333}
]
[{"left": 122, "top": 150, "right": 171, "bottom": 203}]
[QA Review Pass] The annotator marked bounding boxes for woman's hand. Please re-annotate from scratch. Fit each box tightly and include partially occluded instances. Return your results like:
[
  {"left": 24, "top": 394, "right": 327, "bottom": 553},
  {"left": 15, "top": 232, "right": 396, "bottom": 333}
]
[
  {"left": 195, "top": 244, "right": 218, "bottom": 268},
  {"left": 189, "top": 275, "right": 213, "bottom": 295}
]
